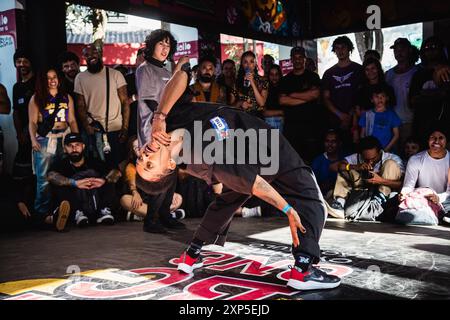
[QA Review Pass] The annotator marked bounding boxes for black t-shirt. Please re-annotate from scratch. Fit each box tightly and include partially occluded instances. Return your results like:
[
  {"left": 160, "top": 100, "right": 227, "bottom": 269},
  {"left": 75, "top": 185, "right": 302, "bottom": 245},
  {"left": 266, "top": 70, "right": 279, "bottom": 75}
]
[
  {"left": 278, "top": 70, "right": 321, "bottom": 124},
  {"left": 265, "top": 84, "right": 282, "bottom": 111},
  {"left": 49, "top": 157, "right": 109, "bottom": 180},
  {"left": 12, "top": 76, "right": 36, "bottom": 130},
  {"left": 356, "top": 82, "right": 396, "bottom": 111},
  {"left": 166, "top": 101, "right": 310, "bottom": 195}
]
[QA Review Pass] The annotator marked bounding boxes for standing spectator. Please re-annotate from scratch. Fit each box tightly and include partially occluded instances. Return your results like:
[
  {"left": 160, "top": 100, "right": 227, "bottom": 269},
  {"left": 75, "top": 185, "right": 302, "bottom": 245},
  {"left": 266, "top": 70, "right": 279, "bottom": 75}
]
[
  {"left": 28, "top": 68, "right": 78, "bottom": 219},
  {"left": 231, "top": 51, "right": 268, "bottom": 118},
  {"left": 57, "top": 51, "right": 80, "bottom": 100},
  {"left": 358, "top": 84, "right": 401, "bottom": 152},
  {"left": 216, "top": 59, "right": 236, "bottom": 105},
  {"left": 12, "top": 49, "right": 35, "bottom": 181},
  {"left": 135, "top": 29, "right": 177, "bottom": 147},
  {"left": 263, "top": 64, "right": 284, "bottom": 131},
  {"left": 385, "top": 38, "right": 419, "bottom": 149},
  {"left": 262, "top": 54, "right": 275, "bottom": 79},
  {"left": 311, "top": 130, "right": 344, "bottom": 197},
  {"left": 279, "top": 46, "right": 322, "bottom": 162},
  {"left": 363, "top": 50, "right": 381, "bottom": 61},
  {"left": 305, "top": 57, "right": 318, "bottom": 73},
  {"left": 322, "top": 36, "right": 363, "bottom": 152},
  {"left": 190, "top": 55, "right": 226, "bottom": 103},
  {"left": 353, "top": 58, "right": 396, "bottom": 144},
  {"left": 0, "top": 83, "right": 11, "bottom": 173},
  {"left": 124, "top": 47, "right": 145, "bottom": 138},
  {"left": 47, "top": 133, "right": 120, "bottom": 227},
  {"left": 410, "top": 37, "right": 449, "bottom": 140},
  {"left": 74, "top": 44, "right": 130, "bottom": 167}
]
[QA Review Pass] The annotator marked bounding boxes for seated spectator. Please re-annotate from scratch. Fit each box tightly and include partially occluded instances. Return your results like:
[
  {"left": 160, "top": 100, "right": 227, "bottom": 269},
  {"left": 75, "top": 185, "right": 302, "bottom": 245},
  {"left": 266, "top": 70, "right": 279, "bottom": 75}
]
[
  {"left": 230, "top": 51, "right": 268, "bottom": 118},
  {"left": 403, "top": 136, "right": 421, "bottom": 162},
  {"left": 28, "top": 68, "right": 78, "bottom": 220},
  {"left": 262, "top": 54, "right": 275, "bottom": 80},
  {"left": 263, "top": 64, "right": 284, "bottom": 131},
  {"left": 328, "top": 136, "right": 404, "bottom": 218},
  {"left": 119, "top": 136, "right": 184, "bottom": 223},
  {"left": 190, "top": 55, "right": 226, "bottom": 103},
  {"left": 399, "top": 124, "right": 450, "bottom": 224},
  {"left": 312, "top": 130, "right": 344, "bottom": 197},
  {"left": 47, "top": 133, "right": 121, "bottom": 229},
  {"left": 358, "top": 84, "right": 401, "bottom": 152}
]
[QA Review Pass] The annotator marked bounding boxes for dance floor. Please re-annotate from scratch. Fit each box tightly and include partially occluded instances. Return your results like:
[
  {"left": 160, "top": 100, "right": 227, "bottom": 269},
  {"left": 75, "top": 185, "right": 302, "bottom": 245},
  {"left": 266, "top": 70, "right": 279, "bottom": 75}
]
[{"left": 1, "top": 217, "right": 449, "bottom": 300}]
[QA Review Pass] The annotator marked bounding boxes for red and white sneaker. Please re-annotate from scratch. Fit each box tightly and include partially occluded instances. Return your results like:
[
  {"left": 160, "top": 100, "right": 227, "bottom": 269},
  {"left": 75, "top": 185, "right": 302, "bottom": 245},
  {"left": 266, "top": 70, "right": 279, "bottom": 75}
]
[
  {"left": 287, "top": 265, "right": 341, "bottom": 290},
  {"left": 177, "top": 252, "right": 204, "bottom": 274}
]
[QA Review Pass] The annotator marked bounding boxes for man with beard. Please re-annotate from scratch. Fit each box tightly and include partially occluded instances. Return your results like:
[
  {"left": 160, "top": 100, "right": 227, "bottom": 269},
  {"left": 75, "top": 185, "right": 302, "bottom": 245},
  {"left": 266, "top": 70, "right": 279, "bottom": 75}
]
[
  {"left": 190, "top": 55, "right": 226, "bottom": 104},
  {"left": 74, "top": 44, "right": 130, "bottom": 167},
  {"left": 12, "top": 49, "right": 35, "bottom": 182},
  {"left": 58, "top": 51, "right": 80, "bottom": 99},
  {"left": 47, "top": 133, "right": 121, "bottom": 229}
]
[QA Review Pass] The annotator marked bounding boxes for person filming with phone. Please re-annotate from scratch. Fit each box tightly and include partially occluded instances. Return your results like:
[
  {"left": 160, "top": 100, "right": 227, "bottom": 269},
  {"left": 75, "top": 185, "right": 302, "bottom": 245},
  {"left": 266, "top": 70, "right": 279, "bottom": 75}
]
[{"left": 327, "top": 136, "right": 405, "bottom": 219}]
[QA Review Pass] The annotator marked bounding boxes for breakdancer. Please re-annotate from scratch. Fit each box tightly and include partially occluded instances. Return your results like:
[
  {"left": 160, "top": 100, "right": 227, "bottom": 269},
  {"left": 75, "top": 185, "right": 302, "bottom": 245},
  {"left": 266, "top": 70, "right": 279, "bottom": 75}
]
[{"left": 135, "top": 66, "right": 341, "bottom": 290}]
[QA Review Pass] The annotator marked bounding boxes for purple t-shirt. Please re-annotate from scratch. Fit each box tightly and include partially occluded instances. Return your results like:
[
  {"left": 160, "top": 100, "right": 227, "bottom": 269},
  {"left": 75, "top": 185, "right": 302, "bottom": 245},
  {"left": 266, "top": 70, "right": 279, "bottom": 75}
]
[{"left": 322, "top": 62, "right": 363, "bottom": 114}]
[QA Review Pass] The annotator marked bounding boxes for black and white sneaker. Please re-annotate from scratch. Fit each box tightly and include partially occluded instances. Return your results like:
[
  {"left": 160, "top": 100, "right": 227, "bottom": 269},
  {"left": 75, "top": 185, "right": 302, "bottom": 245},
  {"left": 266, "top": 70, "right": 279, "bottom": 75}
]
[
  {"left": 161, "top": 217, "right": 186, "bottom": 229},
  {"left": 170, "top": 209, "right": 186, "bottom": 220},
  {"left": 442, "top": 214, "right": 450, "bottom": 225},
  {"left": 97, "top": 207, "right": 114, "bottom": 225},
  {"left": 177, "top": 251, "right": 204, "bottom": 274},
  {"left": 287, "top": 265, "right": 341, "bottom": 290},
  {"left": 75, "top": 210, "right": 89, "bottom": 227}
]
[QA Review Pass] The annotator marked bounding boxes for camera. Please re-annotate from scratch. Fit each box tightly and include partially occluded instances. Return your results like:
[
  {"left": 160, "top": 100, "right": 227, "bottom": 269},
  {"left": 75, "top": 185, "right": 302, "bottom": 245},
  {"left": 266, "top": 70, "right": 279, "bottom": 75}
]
[{"left": 361, "top": 170, "right": 373, "bottom": 179}]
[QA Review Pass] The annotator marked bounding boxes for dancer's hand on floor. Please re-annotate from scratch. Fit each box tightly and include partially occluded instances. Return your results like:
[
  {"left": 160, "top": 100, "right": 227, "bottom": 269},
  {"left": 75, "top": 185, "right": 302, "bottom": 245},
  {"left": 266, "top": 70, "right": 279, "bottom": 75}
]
[{"left": 287, "top": 208, "right": 306, "bottom": 247}]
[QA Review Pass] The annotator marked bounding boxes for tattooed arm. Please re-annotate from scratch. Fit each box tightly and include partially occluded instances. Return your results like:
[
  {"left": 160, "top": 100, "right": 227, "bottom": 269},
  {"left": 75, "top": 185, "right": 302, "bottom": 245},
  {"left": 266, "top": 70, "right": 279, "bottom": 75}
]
[
  {"left": 47, "top": 171, "right": 72, "bottom": 187},
  {"left": 251, "top": 175, "right": 305, "bottom": 246}
]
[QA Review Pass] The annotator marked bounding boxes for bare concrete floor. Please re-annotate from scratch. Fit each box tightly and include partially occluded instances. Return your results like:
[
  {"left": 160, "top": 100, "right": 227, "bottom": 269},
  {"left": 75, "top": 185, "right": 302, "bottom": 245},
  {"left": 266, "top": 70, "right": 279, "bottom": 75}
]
[{"left": 1, "top": 217, "right": 449, "bottom": 300}]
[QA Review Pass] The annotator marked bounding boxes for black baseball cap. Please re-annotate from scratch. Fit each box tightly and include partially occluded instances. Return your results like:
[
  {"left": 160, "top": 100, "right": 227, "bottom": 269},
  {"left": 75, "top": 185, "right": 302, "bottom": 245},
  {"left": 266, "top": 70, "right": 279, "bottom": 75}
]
[
  {"left": 390, "top": 38, "right": 411, "bottom": 49},
  {"left": 64, "top": 133, "right": 84, "bottom": 145},
  {"left": 290, "top": 46, "right": 307, "bottom": 57}
]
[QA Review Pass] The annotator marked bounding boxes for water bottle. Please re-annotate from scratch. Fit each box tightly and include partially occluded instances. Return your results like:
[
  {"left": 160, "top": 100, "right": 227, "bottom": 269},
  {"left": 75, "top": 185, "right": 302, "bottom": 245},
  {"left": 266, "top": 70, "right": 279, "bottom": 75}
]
[
  {"left": 102, "top": 133, "right": 111, "bottom": 154},
  {"left": 244, "top": 67, "right": 251, "bottom": 87}
]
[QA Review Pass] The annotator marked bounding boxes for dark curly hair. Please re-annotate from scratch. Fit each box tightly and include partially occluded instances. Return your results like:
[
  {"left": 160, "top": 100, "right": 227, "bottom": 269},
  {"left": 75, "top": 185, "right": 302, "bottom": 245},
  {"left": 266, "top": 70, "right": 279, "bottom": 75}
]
[
  {"left": 144, "top": 29, "right": 177, "bottom": 62},
  {"left": 57, "top": 51, "right": 80, "bottom": 67},
  {"left": 135, "top": 167, "right": 178, "bottom": 195},
  {"left": 332, "top": 36, "right": 355, "bottom": 53}
]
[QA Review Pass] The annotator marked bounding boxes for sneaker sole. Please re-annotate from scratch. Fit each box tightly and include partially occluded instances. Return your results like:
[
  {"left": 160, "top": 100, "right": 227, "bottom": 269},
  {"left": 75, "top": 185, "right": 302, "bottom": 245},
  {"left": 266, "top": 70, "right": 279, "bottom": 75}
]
[
  {"left": 177, "top": 262, "right": 204, "bottom": 274},
  {"left": 287, "top": 278, "right": 341, "bottom": 291},
  {"left": 325, "top": 201, "right": 345, "bottom": 219},
  {"left": 97, "top": 216, "right": 115, "bottom": 225},
  {"left": 56, "top": 201, "right": 70, "bottom": 232},
  {"left": 77, "top": 218, "right": 89, "bottom": 228}
]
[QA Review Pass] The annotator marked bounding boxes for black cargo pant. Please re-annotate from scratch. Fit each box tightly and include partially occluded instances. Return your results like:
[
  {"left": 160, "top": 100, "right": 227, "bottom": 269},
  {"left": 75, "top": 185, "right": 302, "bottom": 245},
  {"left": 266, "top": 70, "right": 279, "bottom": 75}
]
[
  {"left": 141, "top": 177, "right": 177, "bottom": 226},
  {"left": 194, "top": 167, "right": 326, "bottom": 262}
]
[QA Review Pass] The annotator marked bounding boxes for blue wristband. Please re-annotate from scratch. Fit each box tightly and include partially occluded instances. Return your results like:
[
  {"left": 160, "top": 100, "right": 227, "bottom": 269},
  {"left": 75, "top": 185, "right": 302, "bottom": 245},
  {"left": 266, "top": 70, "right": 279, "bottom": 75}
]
[
  {"left": 282, "top": 204, "right": 292, "bottom": 214},
  {"left": 70, "top": 179, "right": 77, "bottom": 187}
]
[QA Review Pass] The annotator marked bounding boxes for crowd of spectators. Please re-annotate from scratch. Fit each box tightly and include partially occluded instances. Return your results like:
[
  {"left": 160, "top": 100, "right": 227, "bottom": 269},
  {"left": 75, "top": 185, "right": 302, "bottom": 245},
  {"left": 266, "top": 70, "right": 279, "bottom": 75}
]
[{"left": 1, "top": 29, "right": 449, "bottom": 234}]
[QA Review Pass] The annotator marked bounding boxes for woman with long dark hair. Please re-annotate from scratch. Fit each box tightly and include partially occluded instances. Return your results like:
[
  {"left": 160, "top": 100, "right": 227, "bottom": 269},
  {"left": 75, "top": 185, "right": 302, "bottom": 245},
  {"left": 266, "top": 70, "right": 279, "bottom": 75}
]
[
  {"left": 230, "top": 51, "right": 268, "bottom": 118},
  {"left": 28, "top": 68, "right": 78, "bottom": 218},
  {"left": 263, "top": 64, "right": 284, "bottom": 131}
]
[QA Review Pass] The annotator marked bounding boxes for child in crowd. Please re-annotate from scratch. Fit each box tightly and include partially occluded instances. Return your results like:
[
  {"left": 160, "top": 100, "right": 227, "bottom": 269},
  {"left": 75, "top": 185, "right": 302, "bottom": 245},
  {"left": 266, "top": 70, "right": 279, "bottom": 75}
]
[
  {"left": 359, "top": 84, "right": 401, "bottom": 152},
  {"left": 403, "top": 136, "right": 421, "bottom": 162}
]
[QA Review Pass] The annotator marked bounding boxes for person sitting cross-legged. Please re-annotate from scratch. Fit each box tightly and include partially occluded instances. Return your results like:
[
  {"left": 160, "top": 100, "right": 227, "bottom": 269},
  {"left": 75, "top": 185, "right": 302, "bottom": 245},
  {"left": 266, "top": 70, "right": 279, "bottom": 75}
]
[{"left": 46, "top": 133, "right": 121, "bottom": 230}]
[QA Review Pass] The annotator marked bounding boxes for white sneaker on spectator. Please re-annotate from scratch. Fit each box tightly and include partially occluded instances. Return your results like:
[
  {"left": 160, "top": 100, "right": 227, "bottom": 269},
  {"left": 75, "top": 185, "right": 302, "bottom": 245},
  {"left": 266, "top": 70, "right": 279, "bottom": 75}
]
[
  {"left": 171, "top": 208, "right": 186, "bottom": 220},
  {"left": 75, "top": 210, "right": 89, "bottom": 227},
  {"left": 97, "top": 207, "right": 114, "bottom": 225},
  {"left": 241, "top": 206, "right": 262, "bottom": 218}
]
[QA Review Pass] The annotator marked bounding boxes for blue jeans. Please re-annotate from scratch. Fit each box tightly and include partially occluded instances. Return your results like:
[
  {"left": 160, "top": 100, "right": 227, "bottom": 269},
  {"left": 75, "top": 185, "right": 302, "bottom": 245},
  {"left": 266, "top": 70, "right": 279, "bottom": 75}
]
[
  {"left": 265, "top": 116, "right": 284, "bottom": 132},
  {"left": 33, "top": 136, "right": 64, "bottom": 216}
]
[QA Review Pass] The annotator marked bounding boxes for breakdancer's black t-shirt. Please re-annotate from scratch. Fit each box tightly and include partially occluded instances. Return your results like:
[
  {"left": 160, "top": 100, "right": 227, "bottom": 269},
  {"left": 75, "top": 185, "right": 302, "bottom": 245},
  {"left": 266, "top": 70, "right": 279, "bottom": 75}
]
[{"left": 166, "top": 95, "right": 316, "bottom": 196}]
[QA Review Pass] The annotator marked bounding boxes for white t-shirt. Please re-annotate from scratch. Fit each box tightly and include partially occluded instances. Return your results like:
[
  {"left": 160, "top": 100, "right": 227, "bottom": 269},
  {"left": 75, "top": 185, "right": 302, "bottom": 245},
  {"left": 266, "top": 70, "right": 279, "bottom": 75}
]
[
  {"left": 345, "top": 150, "right": 405, "bottom": 173},
  {"left": 74, "top": 67, "right": 127, "bottom": 132},
  {"left": 385, "top": 66, "right": 418, "bottom": 124},
  {"left": 401, "top": 150, "right": 450, "bottom": 201}
]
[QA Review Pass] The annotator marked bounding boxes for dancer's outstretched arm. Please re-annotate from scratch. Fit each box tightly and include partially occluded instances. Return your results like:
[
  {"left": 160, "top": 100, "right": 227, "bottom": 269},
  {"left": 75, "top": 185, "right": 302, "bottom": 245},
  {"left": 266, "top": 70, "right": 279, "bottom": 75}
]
[{"left": 251, "top": 175, "right": 306, "bottom": 247}]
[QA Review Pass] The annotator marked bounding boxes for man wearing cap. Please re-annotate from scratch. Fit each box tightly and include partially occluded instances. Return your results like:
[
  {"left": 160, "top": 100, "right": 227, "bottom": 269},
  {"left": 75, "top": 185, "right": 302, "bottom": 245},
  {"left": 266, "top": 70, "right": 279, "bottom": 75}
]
[
  {"left": 12, "top": 49, "right": 35, "bottom": 181},
  {"left": 385, "top": 38, "right": 419, "bottom": 149},
  {"left": 279, "top": 46, "right": 323, "bottom": 162},
  {"left": 47, "top": 133, "right": 121, "bottom": 229}
]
